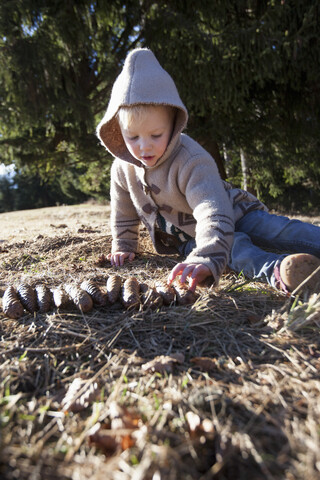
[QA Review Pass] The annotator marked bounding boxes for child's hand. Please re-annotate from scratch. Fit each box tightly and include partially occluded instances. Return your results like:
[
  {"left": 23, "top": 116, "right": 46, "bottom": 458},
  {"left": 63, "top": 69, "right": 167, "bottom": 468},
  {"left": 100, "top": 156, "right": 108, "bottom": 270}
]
[
  {"left": 168, "top": 262, "right": 212, "bottom": 293},
  {"left": 107, "top": 251, "right": 135, "bottom": 267}
]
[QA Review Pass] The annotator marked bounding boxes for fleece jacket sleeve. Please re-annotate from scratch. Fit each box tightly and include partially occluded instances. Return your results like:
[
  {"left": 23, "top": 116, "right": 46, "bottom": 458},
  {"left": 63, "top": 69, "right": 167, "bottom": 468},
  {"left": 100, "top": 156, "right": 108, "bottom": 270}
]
[
  {"left": 177, "top": 153, "right": 235, "bottom": 284},
  {"left": 110, "top": 161, "right": 141, "bottom": 253}
]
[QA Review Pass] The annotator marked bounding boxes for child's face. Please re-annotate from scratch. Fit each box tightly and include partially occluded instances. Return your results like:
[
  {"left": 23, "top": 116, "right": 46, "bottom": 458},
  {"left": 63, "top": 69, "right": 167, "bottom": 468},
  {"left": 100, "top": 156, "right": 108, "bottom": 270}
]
[{"left": 120, "top": 106, "right": 173, "bottom": 168}]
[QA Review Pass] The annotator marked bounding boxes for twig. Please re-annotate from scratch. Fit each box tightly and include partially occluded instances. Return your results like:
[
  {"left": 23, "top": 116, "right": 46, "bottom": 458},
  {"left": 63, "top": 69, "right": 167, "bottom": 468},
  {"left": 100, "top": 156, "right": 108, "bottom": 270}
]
[
  {"left": 0, "top": 342, "right": 88, "bottom": 357},
  {"left": 291, "top": 264, "right": 320, "bottom": 296}
]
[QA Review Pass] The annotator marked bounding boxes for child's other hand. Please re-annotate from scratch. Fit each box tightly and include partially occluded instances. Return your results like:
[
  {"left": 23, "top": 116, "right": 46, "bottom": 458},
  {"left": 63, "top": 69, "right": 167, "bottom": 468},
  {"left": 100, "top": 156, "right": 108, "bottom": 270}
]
[
  {"left": 107, "top": 251, "right": 135, "bottom": 267},
  {"left": 168, "top": 262, "right": 211, "bottom": 293}
]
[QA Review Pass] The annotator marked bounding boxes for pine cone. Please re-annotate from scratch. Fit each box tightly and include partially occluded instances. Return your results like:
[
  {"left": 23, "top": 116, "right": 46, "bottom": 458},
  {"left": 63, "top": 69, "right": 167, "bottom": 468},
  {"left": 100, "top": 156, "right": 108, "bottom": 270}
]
[
  {"left": 80, "top": 279, "right": 108, "bottom": 307},
  {"left": 140, "top": 283, "right": 163, "bottom": 309},
  {"left": 121, "top": 277, "right": 140, "bottom": 309},
  {"left": 154, "top": 280, "right": 176, "bottom": 305},
  {"left": 2, "top": 285, "right": 24, "bottom": 319},
  {"left": 64, "top": 284, "right": 93, "bottom": 313},
  {"left": 52, "top": 287, "right": 73, "bottom": 309},
  {"left": 17, "top": 283, "right": 37, "bottom": 313},
  {"left": 35, "top": 284, "right": 53, "bottom": 313},
  {"left": 106, "top": 275, "right": 122, "bottom": 304},
  {"left": 173, "top": 281, "right": 197, "bottom": 305}
]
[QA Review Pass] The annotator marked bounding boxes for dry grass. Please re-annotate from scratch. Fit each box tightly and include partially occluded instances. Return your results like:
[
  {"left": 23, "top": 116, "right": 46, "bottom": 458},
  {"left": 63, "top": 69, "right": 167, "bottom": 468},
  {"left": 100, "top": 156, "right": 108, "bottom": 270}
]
[{"left": 0, "top": 204, "right": 320, "bottom": 480}]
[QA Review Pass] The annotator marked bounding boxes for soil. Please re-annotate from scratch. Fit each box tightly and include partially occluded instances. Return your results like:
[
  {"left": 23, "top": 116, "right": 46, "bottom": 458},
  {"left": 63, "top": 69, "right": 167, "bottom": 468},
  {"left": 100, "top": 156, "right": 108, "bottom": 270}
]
[{"left": 0, "top": 203, "right": 319, "bottom": 480}]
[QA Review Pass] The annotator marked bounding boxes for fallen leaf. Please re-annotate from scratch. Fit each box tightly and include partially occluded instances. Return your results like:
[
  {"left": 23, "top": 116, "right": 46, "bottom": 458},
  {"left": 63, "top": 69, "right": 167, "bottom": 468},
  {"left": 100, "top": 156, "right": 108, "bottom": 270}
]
[
  {"left": 247, "top": 314, "right": 261, "bottom": 324},
  {"left": 50, "top": 223, "right": 68, "bottom": 228},
  {"left": 190, "top": 357, "right": 218, "bottom": 371},
  {"left": 88, "top": 403, "right": 144, "bottom": 456},
  {"left": 121, "top": 434, "right": 135, "bottom": 450},
  {"left": 88, "top": 427, "right": 118, "bottom": 456},
  {"left": 142, "top": 353, "right": 185, "bottom": 374},
  {"left": 77, "top": 227, "right": 100, "bottom": 233},
  {"left": 109, "top": 401, "right": 142, "bottom": 429}
]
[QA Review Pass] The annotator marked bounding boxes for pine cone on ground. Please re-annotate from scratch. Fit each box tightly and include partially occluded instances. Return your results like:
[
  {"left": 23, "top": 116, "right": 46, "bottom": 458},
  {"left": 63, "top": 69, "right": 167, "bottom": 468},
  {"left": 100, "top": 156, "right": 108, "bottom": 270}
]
[
  {"left": 17, "top": 283, "right": 37, "bottom": 313},
  {"left": 173, "top": 281, "right": 198, "bottom": 305},
  {"left": 52, "top": 286, "right": 73, "bottom": 309},
  {"left": 2, "top": 285, "right": 24, "bottom": 319},
  {"left": 80, "top": 279, "right": 108, "bottom": 307},
  {"left": 154, "top": 280, "right": 176, "bottom": 305},
  {"left": 106, "top": 275, "right": 122, "bottom": 304},
  {"left": 121, "top": 277, "right": 140, "bottom": 309},
  {"left": 140, "top": 283, "right": 163, "bottom": 310},
  {"left": 35, "top": 284, "right": 53, "bottom": 313},
  {"left": 64, "top": 284, "right": 93, "bottom": 313}
]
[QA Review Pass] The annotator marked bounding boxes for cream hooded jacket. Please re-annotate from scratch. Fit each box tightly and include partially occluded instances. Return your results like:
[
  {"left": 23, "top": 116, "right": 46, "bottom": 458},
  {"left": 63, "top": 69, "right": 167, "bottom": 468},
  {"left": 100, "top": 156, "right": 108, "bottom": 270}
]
[{"left": 97, "top": 48, "right": 266, "bottom": 285}]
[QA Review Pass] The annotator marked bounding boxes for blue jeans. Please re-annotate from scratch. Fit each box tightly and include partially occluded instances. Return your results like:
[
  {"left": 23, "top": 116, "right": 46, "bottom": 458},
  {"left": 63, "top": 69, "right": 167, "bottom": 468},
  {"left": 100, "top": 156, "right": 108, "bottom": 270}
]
[{"left": 178, "top": 210, "right": 320, "bottom": 287}]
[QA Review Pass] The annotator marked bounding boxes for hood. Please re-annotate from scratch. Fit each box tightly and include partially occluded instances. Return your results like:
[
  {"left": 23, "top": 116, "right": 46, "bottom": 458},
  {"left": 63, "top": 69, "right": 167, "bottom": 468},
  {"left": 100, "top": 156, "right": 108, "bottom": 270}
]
[{"left": 96, "top": 48, "right": 188, "bottom": 166}]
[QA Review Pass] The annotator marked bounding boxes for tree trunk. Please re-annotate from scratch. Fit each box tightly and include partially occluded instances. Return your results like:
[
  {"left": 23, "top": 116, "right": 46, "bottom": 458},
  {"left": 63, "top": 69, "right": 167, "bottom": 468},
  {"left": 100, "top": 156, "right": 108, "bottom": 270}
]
[
  {"left": 223, "top": 144, "right": 231, "bottom": 178},
  {"left": 200, "top": 139, "right": 227, "bottom": 180},
  {"left": 240, "top": 148, "right": 248, "bottom": 191}
]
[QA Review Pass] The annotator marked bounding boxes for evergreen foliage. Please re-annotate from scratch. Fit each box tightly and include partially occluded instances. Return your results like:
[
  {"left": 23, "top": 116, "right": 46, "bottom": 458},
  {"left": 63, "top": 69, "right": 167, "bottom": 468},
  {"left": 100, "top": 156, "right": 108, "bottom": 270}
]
[
  {"left": 0, "top": 0, "right": 319, "bottom": 212},
  {"left": 0, "top": 0, "right": 145, "bottom": 206},
  {"left": 144, "top": 0, "right": 320, "bottom": 210}
]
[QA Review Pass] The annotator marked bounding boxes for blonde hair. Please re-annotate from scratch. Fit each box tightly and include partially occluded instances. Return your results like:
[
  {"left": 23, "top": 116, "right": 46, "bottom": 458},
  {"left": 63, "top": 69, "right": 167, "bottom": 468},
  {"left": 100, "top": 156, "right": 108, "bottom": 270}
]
[{"left": 117, "top": 104, "right": 175, "bottom": 130}]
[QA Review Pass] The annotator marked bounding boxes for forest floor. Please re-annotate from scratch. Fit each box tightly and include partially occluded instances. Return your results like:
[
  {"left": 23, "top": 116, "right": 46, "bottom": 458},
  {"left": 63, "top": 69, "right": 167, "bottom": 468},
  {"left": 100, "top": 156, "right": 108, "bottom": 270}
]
[{"left": 0, "top": 203, "right": 320, "bottom": 480}]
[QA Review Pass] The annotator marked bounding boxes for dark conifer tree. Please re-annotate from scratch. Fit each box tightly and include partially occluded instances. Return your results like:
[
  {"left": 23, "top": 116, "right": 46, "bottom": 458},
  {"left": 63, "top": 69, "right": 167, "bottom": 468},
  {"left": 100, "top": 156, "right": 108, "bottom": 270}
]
[{"left": 0, "top": 1, "right": 319, "bottom": 211}]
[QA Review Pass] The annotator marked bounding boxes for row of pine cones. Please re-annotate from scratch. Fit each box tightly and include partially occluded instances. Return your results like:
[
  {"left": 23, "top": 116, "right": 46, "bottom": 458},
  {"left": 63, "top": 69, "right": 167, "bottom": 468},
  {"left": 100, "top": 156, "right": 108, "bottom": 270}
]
[{"left": 1, "top": 275, "right": 198, "bottom": 319}]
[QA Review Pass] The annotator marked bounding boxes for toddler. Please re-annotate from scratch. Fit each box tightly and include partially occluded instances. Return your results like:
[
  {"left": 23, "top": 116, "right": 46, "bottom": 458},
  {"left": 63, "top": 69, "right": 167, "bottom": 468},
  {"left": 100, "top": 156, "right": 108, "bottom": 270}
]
[{"left": 97, "top": 48, "right": 320, "bottom": 294}]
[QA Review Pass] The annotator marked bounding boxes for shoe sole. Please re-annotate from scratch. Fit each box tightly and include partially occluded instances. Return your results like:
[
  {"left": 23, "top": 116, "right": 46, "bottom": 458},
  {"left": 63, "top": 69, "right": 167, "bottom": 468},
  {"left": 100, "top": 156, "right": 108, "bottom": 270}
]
[{"left": 279, "top": 253, "right": 320, "bottom": 292}]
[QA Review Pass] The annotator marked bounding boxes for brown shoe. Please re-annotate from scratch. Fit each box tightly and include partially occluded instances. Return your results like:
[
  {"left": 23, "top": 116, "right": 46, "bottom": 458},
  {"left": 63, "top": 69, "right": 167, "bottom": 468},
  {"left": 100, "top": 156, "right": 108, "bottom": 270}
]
[{"left": 279, "top": 253, "right": 320, "bottom": 292}]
